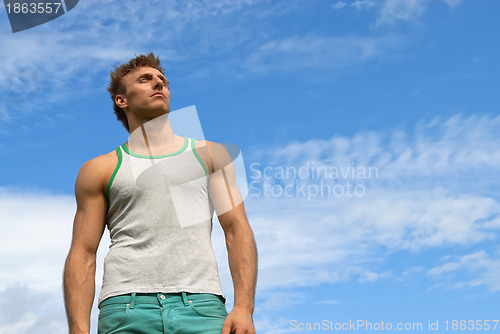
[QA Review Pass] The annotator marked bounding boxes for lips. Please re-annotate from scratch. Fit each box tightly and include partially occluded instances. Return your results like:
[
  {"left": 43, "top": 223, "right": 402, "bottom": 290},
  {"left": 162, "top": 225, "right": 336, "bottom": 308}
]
[{"left": 151, "top": 92, "right": 165, "bottom": 98}]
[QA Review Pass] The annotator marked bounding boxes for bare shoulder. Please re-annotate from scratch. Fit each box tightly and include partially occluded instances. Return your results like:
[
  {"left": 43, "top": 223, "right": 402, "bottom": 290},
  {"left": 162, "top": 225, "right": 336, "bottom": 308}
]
[
  {"left": 194, "top": 139, "right": 209, "bottom": 150},
  {"left": 194, "top": 139, "right": 233, "bottom": 171},
  {"left": 76, "top": 150, "right": 119, "bottom": 194},
  {"left": 194, "top": 139, "right": 218, "bottom": 149},
  {"left": 195, "top": 140, "right": 229, "bottom": 155},
  {"left": 79, "top": 150, "right": 118, "bottom": 177}
]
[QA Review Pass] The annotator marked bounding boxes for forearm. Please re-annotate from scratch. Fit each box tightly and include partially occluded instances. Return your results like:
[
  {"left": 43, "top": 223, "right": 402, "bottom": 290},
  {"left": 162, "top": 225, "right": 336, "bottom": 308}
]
[
  {"left": 63, "top": 251, "right": 97, "bottom": 334},
  {"left": 226, "top": 223, "right": 258, "bottom": 313}
]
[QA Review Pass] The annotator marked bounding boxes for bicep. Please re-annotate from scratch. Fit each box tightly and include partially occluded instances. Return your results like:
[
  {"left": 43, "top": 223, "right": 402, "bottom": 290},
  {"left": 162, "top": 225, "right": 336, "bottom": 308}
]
[
  {"left": 69, "top": 162, "right": 107, "bottom": 255},
  {"left": 207, "top": 142, "right": 244, "bottom": 217}
]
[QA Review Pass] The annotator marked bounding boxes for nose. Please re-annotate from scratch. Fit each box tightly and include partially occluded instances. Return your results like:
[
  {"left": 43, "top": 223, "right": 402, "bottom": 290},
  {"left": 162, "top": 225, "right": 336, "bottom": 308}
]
[
  {"left": 154, "top": 80, "right": 164, "bottom": 90},
  {"left": 153, "top": 76, "right": 165, "bottom": 90}
]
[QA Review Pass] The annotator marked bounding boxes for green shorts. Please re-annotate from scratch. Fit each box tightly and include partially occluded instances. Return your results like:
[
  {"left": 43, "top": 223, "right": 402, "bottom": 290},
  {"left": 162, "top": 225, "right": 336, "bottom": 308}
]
[{"left": 98, "top": 292, "right": 228, "bottom": 334}]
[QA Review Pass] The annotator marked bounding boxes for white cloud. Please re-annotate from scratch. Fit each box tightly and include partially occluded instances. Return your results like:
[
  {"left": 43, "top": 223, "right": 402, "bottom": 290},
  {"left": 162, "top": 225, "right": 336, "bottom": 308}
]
[
  {"left": 0, "top": 0, "right": 429, "bottom": 127},
  {"left": 246, "top": 113, "right": 500, "bottom": 292},
  {"left": 329, "top": 0, "right": 462, "bottom": 26},
  {"left": 247, "top": 190, "right": 499, "bottom": 294},
  {"left": 315, "top": 299, "right": 342, "bottom": 305},
  {"left": 0, "top": 189, "right": 75, "bottom": 333},
  {"left": 0, "top": 284, "right": 66, "bottom": 334},
  {"left": 254, "top": 114, "right": 500, "bottom": 183},
  {"left": 253, "top": 316, "right": 292, "bottom": 334},
  {"left": 0, "top": 188, "right": 111, "bottom": 333},
  {"left": 240, "top": 34, "right": 404, "bottom": 76},
  {"left": 0, "top": 0, "right": 468, "bottom": 130},
  {"left": 332, "top": 1, "right": 348, "bottom": 10},
  {"left": 351, "top": 0, "right": 377, "bottom": 11},
  {"left": 0, "top": 189, "right": 74, "bottom": 290},
  {"left": 427, "top": 250, "right": 500, "bottom": 291},
  {"left": 0, "top": 0, "right": 271, "bottom": 124},
  {"left": 375, "top": 0, "right": 430, "bottom": 26},
  {"left": 258, "top": 290, "right": 306, "bottom": 311},
  {"left": 0, "top": 32, "right": 134, "bottom": 128}
]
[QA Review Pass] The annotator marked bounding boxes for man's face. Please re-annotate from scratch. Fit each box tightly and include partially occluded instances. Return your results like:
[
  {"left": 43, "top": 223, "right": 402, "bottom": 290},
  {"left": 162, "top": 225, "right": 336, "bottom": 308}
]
[{"left": 117, "top": 66, "right": 171, "bottom": 121}]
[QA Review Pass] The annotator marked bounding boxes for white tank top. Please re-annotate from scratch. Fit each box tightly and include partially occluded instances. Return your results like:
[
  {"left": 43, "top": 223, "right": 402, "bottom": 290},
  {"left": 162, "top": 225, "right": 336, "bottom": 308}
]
[{"left": 98, "top": 137, "right": 223, "bottom": 305}]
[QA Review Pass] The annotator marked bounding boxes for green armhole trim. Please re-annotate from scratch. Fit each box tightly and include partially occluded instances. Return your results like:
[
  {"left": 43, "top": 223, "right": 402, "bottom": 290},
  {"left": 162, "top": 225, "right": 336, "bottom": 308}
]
[
  {"left": 107, "top": 147, "right": 123, "bottom": 203},
  {"left": 120, "top": 136, "right": 189, "bottom": 159},
  {"left": 192, "top": 138, "right": 209, "bottom": 178}
]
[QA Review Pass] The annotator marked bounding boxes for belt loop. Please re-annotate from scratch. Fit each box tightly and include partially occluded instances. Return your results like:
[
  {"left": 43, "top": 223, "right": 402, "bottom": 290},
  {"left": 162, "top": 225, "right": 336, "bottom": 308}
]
[
  {"left": 181, "top": 292, "right": 189, "bottom": 306},
  {"left": 129, "top": 292, "right": 136, "bottom": 309}
]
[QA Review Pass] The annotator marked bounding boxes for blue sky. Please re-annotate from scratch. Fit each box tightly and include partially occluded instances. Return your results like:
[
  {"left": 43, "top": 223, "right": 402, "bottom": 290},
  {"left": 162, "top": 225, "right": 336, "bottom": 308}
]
[{"left": 0, "top": 0, "right": 499, "bottom": 333}]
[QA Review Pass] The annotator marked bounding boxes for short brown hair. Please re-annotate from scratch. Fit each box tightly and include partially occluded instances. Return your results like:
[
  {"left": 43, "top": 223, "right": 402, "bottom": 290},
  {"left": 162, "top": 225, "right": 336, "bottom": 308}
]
[{"left": 107, "top": 52, "right": 166, "bottom": 132}]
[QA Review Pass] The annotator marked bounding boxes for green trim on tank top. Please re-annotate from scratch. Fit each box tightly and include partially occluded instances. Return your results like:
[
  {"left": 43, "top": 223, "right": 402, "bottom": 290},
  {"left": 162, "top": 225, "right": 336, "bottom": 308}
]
[
  {"left": 121, "top": 136, "right": 189, "bottom": 159},
  {"left": 107, "top": 147, "right": 123, "bottom": 203},
  {"left": 191, "top": 139, "right": 209, "bottom": 178}
]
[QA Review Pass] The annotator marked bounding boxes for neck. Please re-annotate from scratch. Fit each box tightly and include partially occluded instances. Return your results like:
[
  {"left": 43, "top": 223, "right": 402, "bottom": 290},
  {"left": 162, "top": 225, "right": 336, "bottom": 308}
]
[{"left": 127, "top": 113, "right": 184, "bottom": 155}]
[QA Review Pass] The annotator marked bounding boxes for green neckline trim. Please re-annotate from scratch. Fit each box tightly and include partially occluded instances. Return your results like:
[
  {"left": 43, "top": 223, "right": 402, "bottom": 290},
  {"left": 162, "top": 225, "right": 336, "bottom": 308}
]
[
  {"left": 121, "top": 136, "right": 189, "bottom": 159},
  {"left": 191, "top": 139, "right": 209, "bottom": 177},
  {"left": 107, "top": 147, "right": 123, "bottom": 202}
]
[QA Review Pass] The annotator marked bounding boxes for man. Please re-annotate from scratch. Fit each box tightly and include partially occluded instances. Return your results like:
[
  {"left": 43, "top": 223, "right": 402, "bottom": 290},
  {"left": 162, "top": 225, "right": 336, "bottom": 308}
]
[{"left": 63, "top": 53, "right": 257, "bottom": 334}]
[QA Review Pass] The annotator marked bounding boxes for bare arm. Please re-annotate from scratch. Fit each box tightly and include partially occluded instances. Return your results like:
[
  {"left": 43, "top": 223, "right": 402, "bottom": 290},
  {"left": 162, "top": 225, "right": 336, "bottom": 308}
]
[
  {"left": 63, "top": 157, "right": 109, "bottom": 334},
  {"left": 205, "top": 142, "right": 257, "bottom": 334},
  {"left": 219, "top": 202, "right": 257, "bottom": 334}
]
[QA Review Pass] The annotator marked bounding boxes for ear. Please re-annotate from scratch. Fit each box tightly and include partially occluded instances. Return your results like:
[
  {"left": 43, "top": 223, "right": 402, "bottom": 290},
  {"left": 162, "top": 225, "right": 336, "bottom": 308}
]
[{"left": 115, "top": 94, "right": 127, "bottom": 110}]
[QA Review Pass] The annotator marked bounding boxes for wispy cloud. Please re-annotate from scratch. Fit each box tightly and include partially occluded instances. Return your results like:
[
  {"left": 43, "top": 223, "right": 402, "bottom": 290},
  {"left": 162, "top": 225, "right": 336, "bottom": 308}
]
[
  {"left": 0, "top": 188, "right": 112, "bottom": 333},
  {"left": 332, "top": 1, "right": 348, "bottom": 10},
  {"left": 0, "top": 189, "right": 75, "bottom": 333},
  {"left": 0, "top": 189, "right": 74, "bottom": 290},
  {"left": 247, "top": 190, "right": 498, "bottom": 295},
  {"left": 252, "top": 114, "right": 500, "bottom": 187},
  {"left": 351, "top": 0, "right": 377, "bottom": 11},
  {"left": 427, "top": 249, "right": 500, "bottom": 291},
  {"left": 375, "top": 0, "right": 430, "bottom": 26},
  {"left": 332, "top": 0, "right": 463, "bottom": 26},
  {"left": 247, "top": 113, "right": 500, "bottom": 293},
  {"left": 0, "top": 0, "right": 271, "bottom": 126},
  {"left": 0, "top": 0, "right": 456, "bottom": 128},
  {"left": 0, "top": 284, "right": 66, "bottom": 334},
  {"left": 374, "top": 0, "right": 463, "bottom": 26},
  {"left": 239, "top": 34, "right": 404, "bottom": 76},
  {"left": 253, "top": 317, "right": 292, "bottom": 334},
  {"left": 332, "top": 0, "right": 377, "bottom": 11}
]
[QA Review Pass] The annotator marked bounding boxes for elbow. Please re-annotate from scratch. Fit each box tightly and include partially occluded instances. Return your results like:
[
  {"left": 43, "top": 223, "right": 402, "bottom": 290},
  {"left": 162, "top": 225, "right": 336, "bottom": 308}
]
[{"left": 65, "top": 248, "right": 97, "bottom": 270}]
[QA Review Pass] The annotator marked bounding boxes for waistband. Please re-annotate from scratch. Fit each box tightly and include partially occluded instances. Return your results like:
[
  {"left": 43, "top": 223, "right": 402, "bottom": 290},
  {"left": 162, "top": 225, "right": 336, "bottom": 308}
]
[{"left": 99, "top": 292, "right": 225, "bottom": 309}]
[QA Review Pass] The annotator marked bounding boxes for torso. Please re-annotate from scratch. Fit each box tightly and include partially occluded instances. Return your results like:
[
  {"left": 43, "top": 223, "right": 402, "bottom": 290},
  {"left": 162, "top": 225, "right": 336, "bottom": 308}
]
[
  {"left": 98, "top": 136, "right": 224, "bottom": 304},
  {"left": 96, "top": 136, "right": 212, "bottom": 197}
]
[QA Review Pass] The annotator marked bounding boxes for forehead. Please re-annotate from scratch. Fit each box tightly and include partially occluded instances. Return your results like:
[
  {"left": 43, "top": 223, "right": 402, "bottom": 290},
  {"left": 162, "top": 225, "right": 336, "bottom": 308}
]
[{"left": 128, "top": 66, "right": 165, "bottom": 78}]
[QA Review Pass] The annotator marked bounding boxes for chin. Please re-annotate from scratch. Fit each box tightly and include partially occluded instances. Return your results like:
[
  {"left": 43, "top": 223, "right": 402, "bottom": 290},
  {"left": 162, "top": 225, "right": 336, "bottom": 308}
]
[{"left": 149, "top": 108, "right": 169, "bottom": 118}]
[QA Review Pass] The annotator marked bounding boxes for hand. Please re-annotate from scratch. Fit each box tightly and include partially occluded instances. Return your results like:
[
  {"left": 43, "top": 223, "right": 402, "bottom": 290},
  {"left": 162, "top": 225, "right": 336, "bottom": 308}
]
[{"left": 221, "top": 306, "right": 255, "bottom": 334}]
